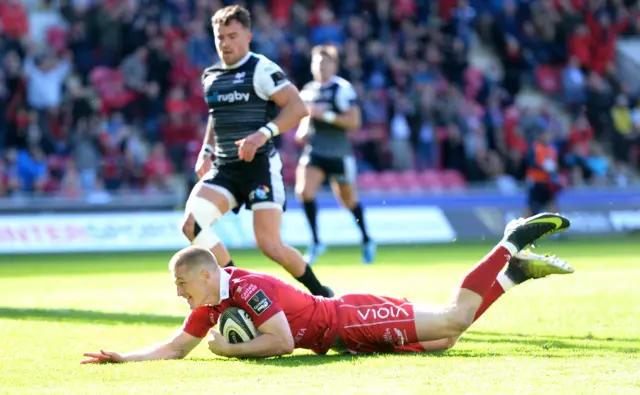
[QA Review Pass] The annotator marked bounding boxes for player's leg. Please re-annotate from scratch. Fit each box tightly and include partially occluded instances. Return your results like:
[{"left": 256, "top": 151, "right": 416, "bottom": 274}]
[
  {"left": 253, "top": 207, "right": 333, "bottom": 296},
  {"left": 527, "top": 183, "right": 549, "bottom": 216},
  {"left": 330, "top": 156, "right": 375, "bottom": 263},
  {"left": 181, "top": 181, "right": 236, "bottom": 267},
  {"left": 411, "top": 213, "right": 570, "bottom": 342},
  {"left": 294, "top": 156, "right": 327, "bottom": 264},
  {"left": 252, "top": 153, "right": 333, "bottom": 297},
  {"left": 416, "top": 250, "right": 575, "bottom": 352}
]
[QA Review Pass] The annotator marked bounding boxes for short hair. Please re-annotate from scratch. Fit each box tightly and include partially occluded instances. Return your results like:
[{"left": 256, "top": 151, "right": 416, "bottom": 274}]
[
  {"left": 312, "top": 45, "right": 339, "bottom": 63},
  {"left": 212, "top": 5, "right": 251, "bottom": 29},
  {"left": 169, "top": 246, "right": 218, "bottom": 273}
]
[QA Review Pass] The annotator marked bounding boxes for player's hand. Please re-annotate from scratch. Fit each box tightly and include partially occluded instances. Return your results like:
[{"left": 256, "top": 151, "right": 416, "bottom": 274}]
[
  {"left": 308, "top": 103, "right": 328, "bottom": 119},
  {"left": 80, "top": 349, "right": 126, "bottom": 364},
  {"left": 235, "top": 131, "right": 269, "bottom": 162},
  {"left": 207, "top": 329, "right": 231, "bottom": 357},
  {"left": 195, "top": 150, "right": 213, "bottom": 179}
]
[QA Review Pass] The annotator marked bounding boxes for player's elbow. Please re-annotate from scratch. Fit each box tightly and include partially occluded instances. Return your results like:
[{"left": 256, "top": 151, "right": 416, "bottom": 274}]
[
  {"left": 350, "top": 115, "right": 362, "bottom": 131},
  {"left": 346, "top": 109, "right": 362, "bottom": 131},
  {"left": 290, "top": 96, "right": 309, "bottom": 119},
  {"left": 274, "top": 334, "right": 295, "bottom": 355},
  {"left": 166, "top": 344, "right": 191, "bottom": 360},
  {"left": 298, "top": 101, "right": 310, "bottom": 119}
]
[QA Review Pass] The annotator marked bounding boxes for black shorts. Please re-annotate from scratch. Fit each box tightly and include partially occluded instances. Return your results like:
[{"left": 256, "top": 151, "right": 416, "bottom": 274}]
[
  {"left": 300, "top": 153, "right": 357, "bottom": 185},
  {"left": 527, "top": 182, "right": 557, "bottom": 214},
  {"left": 203, "top": 152, "right": 286, "bottom": 213}
]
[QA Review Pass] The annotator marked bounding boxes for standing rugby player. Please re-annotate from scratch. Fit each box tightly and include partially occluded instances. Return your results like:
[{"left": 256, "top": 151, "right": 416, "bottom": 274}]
[
  {"left": 295, "top": 45, "right": 375, "bottom": 265},
  {"left": 182, "top": 5, "right": 332, "bottom": 297}
]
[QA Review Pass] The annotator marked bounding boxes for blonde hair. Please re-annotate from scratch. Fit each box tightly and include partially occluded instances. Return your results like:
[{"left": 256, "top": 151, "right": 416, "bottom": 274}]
[{"left": 168, "top": 246, "right": 218, "bottom": 273}]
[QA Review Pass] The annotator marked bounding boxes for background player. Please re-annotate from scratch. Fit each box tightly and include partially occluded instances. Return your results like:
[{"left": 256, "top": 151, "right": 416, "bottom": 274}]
[
  {"left": 182, "top": 5, "right": 332, "bottom": 297},
  {"left": 525, "top": 129, "right": 562, "bottom": 216},
  {"left": 295, "top": 45, "right": 375, "bottom": 265},
  {"left": 81, "top": 213, "right": 571, "bottom": 362}
]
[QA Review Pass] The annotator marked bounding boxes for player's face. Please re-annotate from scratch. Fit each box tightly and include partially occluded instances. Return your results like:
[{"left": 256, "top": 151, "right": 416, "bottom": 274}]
[
  {"left": 173, "top": 265, "right": 215, "bottom": 310},
  {"left": 311, "top": 54, "right": 336, "bottom": 82},
  {"left": 213, "top": 20, "right": 252, "bottom": 65}
]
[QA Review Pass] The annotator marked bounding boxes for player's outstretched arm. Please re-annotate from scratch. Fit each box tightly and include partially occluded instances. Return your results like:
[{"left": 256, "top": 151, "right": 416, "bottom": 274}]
[
  {"left": 207, "top": 312, "right": 294, "bottom": 358},
  {"left": 80, "top": 329, "right": 202, "bottom": 364}
]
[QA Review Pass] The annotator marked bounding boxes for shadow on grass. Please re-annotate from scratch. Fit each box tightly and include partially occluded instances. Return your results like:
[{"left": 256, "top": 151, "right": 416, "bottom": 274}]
[
  {"left": 0, "top": 307, "right": 183, "bottom": 326},
  {"left": 2, "top": 307, "right": 637, "bottom": 361}
]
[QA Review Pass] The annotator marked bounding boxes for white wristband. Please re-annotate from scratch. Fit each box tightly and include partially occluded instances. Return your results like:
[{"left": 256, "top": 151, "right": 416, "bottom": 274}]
[
  {"left": 259, "top": 122, "right": 280, "bottom": 138},
  {"left": 322, "top": 111, "right": 337, "bottom": 123},
  {"left": 202, "top": 144, "right": 215, "bottom": 154}
]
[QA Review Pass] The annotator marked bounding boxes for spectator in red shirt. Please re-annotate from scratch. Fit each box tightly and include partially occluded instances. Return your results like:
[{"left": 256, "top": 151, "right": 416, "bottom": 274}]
[
  {"left": 143, "top": 142, "right": 174, "bottom": 192},
  {"left": 586, "top": 11, "right": 628, "bottom": 74},
  {"left": 568, "top": 24, "right": 591, "bottom": 69}
]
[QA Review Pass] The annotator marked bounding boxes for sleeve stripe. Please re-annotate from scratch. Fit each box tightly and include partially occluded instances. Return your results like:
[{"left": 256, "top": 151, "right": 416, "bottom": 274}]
[{"left": 270, "top": 80, "right": 291, "bottom": 96}]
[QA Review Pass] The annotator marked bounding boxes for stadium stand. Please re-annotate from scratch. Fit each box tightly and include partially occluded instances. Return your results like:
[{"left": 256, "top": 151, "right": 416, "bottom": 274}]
[{"left": 1, "top": 0, "right": 639, "bottom": 201}]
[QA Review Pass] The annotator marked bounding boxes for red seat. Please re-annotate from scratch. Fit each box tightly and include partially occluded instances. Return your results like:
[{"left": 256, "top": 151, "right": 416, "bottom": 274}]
[
  {"left": 439, "top": 169, "right": 467, "bottom": 190},
  {"left": 377, "top": 171, "right": 402, "bottom": 191},
  {"left": 357, "top": 172, "right": 381, "bottom": 191},
  {"left": 396, "top": 170, "right": 422, "bottom": 192},
  {"left": 417, "top": 170, "right": 444, "bottom": 191}
]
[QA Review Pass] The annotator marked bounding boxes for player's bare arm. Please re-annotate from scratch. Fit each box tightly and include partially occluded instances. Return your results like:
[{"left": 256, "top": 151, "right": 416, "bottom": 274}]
[
  {"left": 309, "top": 104, "right": 361, "bottom": 131},
  {"left": 81, "top": 329, "right": 201, "bottom": 364},
  {"left": 270, "top": 84, "right": 310, "bottom": 133},
  {"left": 207, "top": 311, "right": 294, "bottom": 358},
  {"left": 196, "top": 115, "right": 216, "bottom": 178}
]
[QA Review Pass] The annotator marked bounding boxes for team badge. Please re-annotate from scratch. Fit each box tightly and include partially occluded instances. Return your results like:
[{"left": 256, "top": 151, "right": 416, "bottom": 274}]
[
  {"left": 247, "top": 290, "right": 272, "bottom": 315},
  {"left": 253, "top": 185, "right": 270, "bottom": 200}
]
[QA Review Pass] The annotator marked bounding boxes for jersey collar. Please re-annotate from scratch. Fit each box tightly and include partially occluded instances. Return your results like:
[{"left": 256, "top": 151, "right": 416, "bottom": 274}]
[
  {"left": 221, "top": 51, "right": 253, "bottom": 69},
  {"left": 320, "top": 76, "right": 339, "bottom": 88},
  {"left": 219, "top": 268, "right": 231, "bottom": 301}
]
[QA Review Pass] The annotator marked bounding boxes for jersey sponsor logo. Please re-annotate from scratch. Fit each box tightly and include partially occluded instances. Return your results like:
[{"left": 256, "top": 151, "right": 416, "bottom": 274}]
[
  {"left": 356, "top": 305, "right": 410, "bottom": 321},
  {"left": 240, "top": 283, "right": 258, "bottom": 301},
  {"left": 208, "top": 91, "right": 250, "bottom": 103},
  {"left": 270, "top": 71, "right": 287, "bottom": 86},
  {"left": 294, "top": 328, "right": 307, "bottom": 344},
  {"left": 247, "top": 289, "right": 272, "bottom": 315},
  {"left": 233, "top": 72, "right": 246, "bottom": 84}
]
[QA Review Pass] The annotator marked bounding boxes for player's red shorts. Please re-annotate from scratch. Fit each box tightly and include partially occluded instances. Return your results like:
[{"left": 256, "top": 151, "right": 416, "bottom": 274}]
[{"left": 335, "top": 293, "right": 425, "bottom": 354}]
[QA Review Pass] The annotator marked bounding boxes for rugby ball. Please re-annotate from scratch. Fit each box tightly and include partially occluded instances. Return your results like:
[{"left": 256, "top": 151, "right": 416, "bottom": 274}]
[{"left": 219, "top": 307, "right": 259, "bottom": 344}]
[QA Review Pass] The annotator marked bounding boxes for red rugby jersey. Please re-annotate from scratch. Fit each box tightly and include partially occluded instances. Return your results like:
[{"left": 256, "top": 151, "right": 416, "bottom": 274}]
[{"left": 182, "top": 268, "right": 339, "bottom": 354}]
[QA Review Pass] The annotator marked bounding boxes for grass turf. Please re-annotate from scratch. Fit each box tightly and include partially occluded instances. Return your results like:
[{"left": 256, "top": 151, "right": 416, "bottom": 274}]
[{"left": 0, "top": 238, "right": 638, "bottom": 394}]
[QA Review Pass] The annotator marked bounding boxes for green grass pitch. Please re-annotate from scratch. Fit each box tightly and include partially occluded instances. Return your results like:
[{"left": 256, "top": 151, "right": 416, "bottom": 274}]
[{"left": 0, "top": 238, "right": 638, "bottom": 394}]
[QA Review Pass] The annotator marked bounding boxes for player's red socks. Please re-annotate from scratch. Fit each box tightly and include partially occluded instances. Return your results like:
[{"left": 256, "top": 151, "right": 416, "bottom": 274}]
[
  {"left": 459, "top": 243, "right": 516, "bottom": 297},
  {"left": 473, "top": 281, "right": 505, "bottom": 321}
]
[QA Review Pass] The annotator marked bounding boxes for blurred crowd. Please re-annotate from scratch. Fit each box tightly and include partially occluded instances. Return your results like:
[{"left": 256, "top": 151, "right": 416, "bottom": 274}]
[{"left": 1, "top": 0, "right": 639, "bottom": 198}]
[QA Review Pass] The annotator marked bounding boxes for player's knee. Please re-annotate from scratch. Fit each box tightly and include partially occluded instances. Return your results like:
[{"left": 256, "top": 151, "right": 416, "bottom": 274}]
[
  {"left": 297, "top": 187, "right": 315, "bottom": 202},
  {"left": 445, "top": 308, "right": 474, "bottom": 335},
  {"left": 339, "top": 196, "right": 357, "bottom": 209},
  {"left": 442, "top": 336, "right": 459, "bottom": 350},
  {"left": 255, "top": 236, "right": 285, "bottom": 262},
  {"left": 184, "top": 196, "right": 222, "bottom": 249},
  {"left": 181, "top": 215, "right": 196, "bottom": 240}
]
